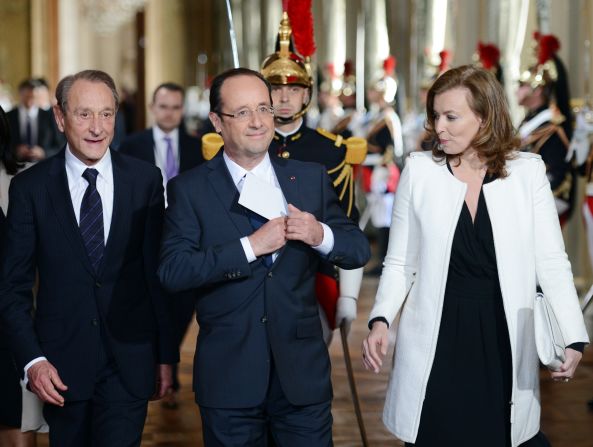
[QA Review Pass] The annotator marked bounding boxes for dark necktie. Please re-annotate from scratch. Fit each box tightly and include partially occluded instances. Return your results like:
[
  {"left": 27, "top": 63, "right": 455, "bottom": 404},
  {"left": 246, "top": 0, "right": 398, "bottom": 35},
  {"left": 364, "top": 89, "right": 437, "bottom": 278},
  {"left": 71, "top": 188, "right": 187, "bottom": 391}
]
[
  {"left": 80, "top": 168, "right": 104, "bottom": 272},
  {"left": 25, "top": 116, "right": 32, "bottom": 147}
]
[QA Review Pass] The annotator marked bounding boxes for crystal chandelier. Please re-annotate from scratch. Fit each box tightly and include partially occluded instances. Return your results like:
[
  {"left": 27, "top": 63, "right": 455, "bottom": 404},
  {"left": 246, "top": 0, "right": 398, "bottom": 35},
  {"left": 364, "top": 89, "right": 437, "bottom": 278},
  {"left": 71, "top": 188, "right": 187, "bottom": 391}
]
[{"left": 82, "top": 0, "right": 146, "bottom": 35}]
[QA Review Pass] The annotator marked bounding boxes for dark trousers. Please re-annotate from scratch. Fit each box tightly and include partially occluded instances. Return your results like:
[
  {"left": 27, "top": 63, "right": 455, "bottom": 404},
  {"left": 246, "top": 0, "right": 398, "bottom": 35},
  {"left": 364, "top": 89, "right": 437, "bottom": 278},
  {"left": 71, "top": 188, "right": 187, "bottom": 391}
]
[
  {"left": 199, "top": 361, "right": 333, "bottom": 447},
  {"left": 43, "top": 336, "right": 148, "bottom": 447}
]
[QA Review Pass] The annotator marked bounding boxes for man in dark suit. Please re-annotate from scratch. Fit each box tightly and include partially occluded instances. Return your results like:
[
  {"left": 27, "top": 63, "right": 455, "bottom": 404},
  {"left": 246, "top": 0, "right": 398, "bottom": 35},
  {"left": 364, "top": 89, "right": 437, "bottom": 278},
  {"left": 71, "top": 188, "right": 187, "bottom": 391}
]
[
  {"left": 0, "top": 70, "right": 177, "bottom": 446},
  {"left": 119, "top": 82, "right": 204, "bottom": 408},
  {"left": 7, "top": 79, "right": 63, "bottom": 162},
  {"left": 118, "top": 82, "right": 203, "bottom": 185},
  {"left": 159, "top": 68, "right": 370, "bottom": 446}
]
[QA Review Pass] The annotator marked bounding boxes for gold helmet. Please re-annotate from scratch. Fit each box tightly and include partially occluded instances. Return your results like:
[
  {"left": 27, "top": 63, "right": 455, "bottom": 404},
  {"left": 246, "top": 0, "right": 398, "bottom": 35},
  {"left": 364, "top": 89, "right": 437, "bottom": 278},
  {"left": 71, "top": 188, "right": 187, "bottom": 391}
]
[
  {"left": 261, "top": 11, "right": 313, "bottom": 122},
  {"left": 519, "top": 32, "right": 559, "bottom": 89}
]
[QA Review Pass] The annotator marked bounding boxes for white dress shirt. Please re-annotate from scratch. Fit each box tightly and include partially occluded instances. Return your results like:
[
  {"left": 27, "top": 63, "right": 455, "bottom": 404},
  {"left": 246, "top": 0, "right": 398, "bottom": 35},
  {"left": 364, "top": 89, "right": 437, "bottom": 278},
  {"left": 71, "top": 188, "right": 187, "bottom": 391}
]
[
  {"left": 24, "top": 146, "right": 115, "bottom": 380},
  {"left": 222, "top": 151, "right": 334, "bottom": 262}
]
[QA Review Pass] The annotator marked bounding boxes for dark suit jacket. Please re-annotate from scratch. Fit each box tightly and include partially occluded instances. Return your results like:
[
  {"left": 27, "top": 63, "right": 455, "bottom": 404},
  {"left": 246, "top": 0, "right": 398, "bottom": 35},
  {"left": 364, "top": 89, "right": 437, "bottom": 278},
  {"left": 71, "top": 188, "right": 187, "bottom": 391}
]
[
  {"left": 7, "top": 108, "right": 64, "bottom": 158},
  {"left": 0, "top": 149, "right": 178, "bottom": 401},
  {"left": 158, "top": 151, "right": 370, "bottom": 408},
  {"left": 118, "top": 127, "right": 204, "bottom": 172}
]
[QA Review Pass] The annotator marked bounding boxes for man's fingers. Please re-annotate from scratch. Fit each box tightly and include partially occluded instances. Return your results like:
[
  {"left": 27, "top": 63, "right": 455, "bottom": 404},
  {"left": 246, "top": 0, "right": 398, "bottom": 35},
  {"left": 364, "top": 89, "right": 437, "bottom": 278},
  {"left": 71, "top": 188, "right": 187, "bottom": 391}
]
[{"left": 50, "top": 371, "right": 68, "bottom": 391}]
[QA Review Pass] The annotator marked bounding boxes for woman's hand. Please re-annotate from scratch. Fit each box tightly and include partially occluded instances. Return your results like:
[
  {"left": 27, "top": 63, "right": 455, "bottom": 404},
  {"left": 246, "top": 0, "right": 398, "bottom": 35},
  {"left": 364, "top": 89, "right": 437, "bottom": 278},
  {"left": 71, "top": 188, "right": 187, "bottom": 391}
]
[
  {"left": 362, "top": 321, "right": 390, "bottom": 373},
  {"left": 550, "top": 347, "right": 582, "bottom": 382}
]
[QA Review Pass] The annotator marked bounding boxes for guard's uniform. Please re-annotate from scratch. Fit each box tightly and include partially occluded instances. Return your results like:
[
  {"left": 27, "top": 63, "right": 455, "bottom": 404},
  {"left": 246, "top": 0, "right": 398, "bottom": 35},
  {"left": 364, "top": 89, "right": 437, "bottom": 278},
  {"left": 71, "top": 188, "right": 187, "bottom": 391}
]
[
  {"left": 519, "top": 106, "right": 574, "bottom": 226},
  {"left": 269, "top": 122, "right": 361, "bottom": 222}
]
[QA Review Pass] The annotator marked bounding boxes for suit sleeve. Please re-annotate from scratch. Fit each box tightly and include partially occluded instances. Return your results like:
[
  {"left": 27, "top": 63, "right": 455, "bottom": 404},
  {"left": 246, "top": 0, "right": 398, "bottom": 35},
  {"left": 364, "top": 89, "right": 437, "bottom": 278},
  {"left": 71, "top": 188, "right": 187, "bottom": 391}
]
[
  {"left": 319, "top": 166, "right": 370, "bottom": 270},
  {"left": 158, "top": 176, "right": 252, "bottom": 293},
  {"left": 144, "top": 173, "right": 178, "bottom": 364},
  {"left": 0, "top": 178, "right": 44, "bottom": 370},
  {"left": 368, "top": 160, "right": 421, "bottom": 326}
]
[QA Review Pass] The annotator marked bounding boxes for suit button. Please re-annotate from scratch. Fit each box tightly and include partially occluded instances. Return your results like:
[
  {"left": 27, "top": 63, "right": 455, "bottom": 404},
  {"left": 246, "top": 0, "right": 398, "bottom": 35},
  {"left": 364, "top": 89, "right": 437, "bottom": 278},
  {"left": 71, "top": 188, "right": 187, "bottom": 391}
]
[
  {"left": 95, "top": 282, "right": 102, "bottom": 288},
  {"left": 267, "top": 272, "right": 273, "bottom": 278},
  {"left": 260, "top": 316, "right": 267, "bottom": 323},
  {"left": 91, "top": 318, "right": 99, "bottom": 326}
]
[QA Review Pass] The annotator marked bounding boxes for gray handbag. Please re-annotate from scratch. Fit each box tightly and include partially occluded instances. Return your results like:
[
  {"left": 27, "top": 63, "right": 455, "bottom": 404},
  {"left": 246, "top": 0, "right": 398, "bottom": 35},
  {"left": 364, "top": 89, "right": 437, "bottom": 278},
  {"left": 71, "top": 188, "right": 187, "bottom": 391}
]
[{"left": 534, "top": 292, "right": 566, "bottom": 371}]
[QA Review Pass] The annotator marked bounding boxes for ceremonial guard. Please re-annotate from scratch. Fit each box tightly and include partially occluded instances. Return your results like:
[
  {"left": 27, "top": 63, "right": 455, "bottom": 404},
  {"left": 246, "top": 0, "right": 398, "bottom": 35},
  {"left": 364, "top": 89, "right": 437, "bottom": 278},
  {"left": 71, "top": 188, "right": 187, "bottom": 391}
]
[
  {"left": 517, "top": 32, "right": 575, "bottom": 226},
  {"left": 261, "top": 6, "right": 367, "bottom": 341}
]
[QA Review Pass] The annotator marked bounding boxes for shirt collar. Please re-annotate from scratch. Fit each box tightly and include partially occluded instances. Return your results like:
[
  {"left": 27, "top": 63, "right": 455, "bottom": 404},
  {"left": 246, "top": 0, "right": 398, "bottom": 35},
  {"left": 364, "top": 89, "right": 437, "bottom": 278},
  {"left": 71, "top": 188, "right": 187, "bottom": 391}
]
[
  {"left": 223, "top": 151, "right": 273, "bottom": 187},
  {"left": 275, "top": 118, "right": 303, "bottom": 138},
  {"left": 65, "top": 144, "right": 112, "bottom": 183},
  {"left": 153, "top": 126, "right": 179, "bottom": 143},
  {"left": 19, "top": 105, "right": 39, "bottom": 119}
]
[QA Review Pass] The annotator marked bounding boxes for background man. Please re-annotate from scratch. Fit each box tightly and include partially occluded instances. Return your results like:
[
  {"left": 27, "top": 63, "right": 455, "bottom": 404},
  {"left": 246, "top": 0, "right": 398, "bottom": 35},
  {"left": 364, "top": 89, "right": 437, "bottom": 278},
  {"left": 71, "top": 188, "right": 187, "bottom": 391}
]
[
  {"left": 0, "top": 70, "right": 177, "bottom": 446},
  {"left": 158, "top": 67, "right": 369, "bottom": 446},
  {"left": 6, "top": 79, "right": 63, "bottom": 162},
  {"left": 119, "top": 82, "right": 203, "bottom": 189}
]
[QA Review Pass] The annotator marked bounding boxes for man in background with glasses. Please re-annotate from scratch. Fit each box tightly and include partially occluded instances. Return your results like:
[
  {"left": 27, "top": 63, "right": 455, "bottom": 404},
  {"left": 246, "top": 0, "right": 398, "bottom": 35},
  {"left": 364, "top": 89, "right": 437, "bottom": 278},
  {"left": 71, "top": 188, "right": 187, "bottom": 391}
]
[{"left": 158, "top": 67, "right": 369, "bottom": 446}]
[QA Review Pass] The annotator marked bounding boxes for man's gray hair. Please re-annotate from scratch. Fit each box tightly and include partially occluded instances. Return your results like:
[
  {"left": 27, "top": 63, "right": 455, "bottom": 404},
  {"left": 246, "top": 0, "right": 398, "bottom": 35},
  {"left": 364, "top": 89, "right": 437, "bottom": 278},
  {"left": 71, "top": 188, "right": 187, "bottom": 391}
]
[{"left": 55, "top": 69, "right": 119, "bottom": 112}]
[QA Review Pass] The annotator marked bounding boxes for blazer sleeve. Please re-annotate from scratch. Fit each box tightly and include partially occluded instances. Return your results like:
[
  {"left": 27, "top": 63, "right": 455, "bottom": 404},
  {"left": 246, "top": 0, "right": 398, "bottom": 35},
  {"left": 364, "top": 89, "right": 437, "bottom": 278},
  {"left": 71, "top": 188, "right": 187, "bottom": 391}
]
[
  {"left": 158, "top": 176, "right": 252, "bottom": 293},
  {"left": 320, "top": 168, "right": 370, "bottom": 270},
  {"left": 532, "top": 157, "right": 589, "bottom": 345},
  {"left": 368, "top": 159, "right": 421, "bottom": 326},
  {"left": 0, "top": 178, "right": 44, "bottom": 370},
  {"left": 143, "top": 172, "right": 179, "bottom": 364}
]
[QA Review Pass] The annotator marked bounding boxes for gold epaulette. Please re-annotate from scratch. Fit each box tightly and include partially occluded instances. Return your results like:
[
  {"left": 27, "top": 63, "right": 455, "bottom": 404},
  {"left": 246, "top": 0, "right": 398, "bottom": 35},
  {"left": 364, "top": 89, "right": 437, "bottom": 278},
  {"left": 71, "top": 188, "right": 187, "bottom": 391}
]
[
  {"left": 316, "top": 128, "right": 367, "bottom": 218},
  {"left": 315, "top": 128, "right": 367, "bottom": 165},
  {"left": 201, "top": 133, "right": 224, "bottom": 160}
]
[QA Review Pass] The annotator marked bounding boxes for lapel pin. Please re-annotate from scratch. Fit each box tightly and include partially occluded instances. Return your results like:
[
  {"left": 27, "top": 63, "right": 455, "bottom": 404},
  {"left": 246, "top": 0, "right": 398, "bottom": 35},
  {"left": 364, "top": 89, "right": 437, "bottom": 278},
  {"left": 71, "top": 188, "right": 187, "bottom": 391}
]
[{"left": 290, "top": 176, "right": 296, "bottom": 181}]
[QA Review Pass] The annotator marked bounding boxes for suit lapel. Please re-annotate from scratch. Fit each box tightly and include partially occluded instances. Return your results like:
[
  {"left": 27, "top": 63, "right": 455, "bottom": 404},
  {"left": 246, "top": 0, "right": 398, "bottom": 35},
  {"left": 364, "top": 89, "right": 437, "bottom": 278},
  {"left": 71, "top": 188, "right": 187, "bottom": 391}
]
[
  {"left": 272, "top": 157, "right": 302, "bottom": 211},
  {"left": 46, "top": 151, "right": 95, "bottom": 276},
  {"left": 207, "top": 152, "right": 253, "bottom": 236}
]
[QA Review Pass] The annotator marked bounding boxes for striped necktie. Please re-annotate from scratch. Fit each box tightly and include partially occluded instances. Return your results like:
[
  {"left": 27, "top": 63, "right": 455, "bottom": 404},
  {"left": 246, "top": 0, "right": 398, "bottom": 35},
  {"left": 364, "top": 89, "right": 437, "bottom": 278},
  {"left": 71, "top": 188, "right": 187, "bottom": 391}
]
[{"left": 80, "top": 168, "right": 104, "bottom": 272}]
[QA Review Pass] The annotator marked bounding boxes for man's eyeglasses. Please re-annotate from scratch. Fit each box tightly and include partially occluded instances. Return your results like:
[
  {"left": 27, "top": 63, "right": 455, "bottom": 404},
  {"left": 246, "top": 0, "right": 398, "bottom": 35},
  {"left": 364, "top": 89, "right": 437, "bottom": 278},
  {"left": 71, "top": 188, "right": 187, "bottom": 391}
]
[{"left": 217, "top": 105, "right": 275, "bottom": 122}]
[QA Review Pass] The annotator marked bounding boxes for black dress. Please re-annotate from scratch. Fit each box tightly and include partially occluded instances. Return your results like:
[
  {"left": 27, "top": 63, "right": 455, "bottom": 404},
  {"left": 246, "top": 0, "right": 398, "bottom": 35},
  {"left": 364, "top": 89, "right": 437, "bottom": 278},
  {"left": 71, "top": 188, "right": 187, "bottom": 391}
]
[{"left": 406, "top": 167, "right": 550, "bottom": 447}]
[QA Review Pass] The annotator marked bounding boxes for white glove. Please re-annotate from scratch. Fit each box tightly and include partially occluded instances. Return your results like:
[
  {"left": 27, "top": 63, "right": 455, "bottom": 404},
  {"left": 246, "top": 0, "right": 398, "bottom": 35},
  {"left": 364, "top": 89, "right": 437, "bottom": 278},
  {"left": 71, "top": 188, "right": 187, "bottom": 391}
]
[{"left": 335, "top": 296, "right": 357, "bottom": 335}]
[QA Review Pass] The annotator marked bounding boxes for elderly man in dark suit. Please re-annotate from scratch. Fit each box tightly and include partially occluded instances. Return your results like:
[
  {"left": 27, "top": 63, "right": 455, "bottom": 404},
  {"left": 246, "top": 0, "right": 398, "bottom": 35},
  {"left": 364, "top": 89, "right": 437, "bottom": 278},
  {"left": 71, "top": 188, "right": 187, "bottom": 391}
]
[
  {"left": 7, "top": 79, "right": 63, "bottom": 162},
  {"left": 159, "top": 68, "right": 370, "bottom": 446},
  {"left": 0, "top": 70, "right": 177, "bottom": 447}
]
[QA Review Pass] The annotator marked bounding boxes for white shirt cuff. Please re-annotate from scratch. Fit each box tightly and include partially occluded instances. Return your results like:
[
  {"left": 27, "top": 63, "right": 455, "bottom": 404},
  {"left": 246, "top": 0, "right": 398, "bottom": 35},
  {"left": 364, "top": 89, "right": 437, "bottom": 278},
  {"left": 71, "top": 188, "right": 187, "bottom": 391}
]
[
  {"left": 312, "top": 223, "right": 334, "bottom": 255},
  {"left": 240, "top": 236, "right": 257, "bottom": 263},
  {"left": 23, "top": 356, "right": 47, "bottom": 385}
]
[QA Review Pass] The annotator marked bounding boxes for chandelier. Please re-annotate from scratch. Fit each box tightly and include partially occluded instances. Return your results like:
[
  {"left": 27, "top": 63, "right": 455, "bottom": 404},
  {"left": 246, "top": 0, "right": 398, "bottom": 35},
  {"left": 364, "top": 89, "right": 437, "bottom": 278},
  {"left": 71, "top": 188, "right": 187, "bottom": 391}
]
[{"left": 82, "top": 0, "right": 146, "bottom": 35}]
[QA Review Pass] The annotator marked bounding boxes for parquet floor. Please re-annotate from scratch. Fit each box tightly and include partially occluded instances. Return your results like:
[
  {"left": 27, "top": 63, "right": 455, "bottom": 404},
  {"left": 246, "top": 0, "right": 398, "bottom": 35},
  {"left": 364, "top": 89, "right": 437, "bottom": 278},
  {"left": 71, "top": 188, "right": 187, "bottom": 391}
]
[{"left": 37, "top": 276, "right": 593, "bottom": 446}]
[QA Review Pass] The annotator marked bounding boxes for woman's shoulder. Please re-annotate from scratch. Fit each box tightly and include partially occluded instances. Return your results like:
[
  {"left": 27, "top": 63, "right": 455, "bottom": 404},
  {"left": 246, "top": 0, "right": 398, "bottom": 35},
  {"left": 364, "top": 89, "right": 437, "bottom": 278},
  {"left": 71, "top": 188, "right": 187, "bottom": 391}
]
[
  {"left": 506, "top": 151, "right": 543, "bottom": 172},
  {"left": 407, "top": 150, "right": 441, "bottom": 167}
]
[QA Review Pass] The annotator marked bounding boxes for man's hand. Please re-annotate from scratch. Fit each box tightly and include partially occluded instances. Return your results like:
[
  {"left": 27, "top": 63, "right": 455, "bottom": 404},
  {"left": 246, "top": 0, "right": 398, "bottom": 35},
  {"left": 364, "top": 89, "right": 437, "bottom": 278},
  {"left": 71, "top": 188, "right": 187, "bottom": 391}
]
[
  {"left": 248, "top": 216, "right": 287, "bottom": 257},
  {"left": 27, "top": 360, "right": 68, "bottom": 406},
  {"left": 152, "top": 364, "right": 174, "bottom": 400},
  {"left": 335, "top": 296, "right": 357, "bottom": 335},
  {"left": 550, "top": 348, "right": 583, "bottom": 382},
  {"left": 362, "top": 321, "right": 389, "bottom": 373},
  {"left": 286, "top": 204, "right": 323, "bottom": 246}
]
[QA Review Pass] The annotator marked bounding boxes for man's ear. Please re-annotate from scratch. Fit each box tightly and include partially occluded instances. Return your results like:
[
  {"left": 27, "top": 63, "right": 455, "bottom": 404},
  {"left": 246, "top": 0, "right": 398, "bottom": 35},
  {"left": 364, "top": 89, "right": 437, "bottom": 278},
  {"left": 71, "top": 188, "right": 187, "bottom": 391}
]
[
  {"left": 53, "top": 105, "right": 65, "bottom": 133},
  {"left": 209, "top": 112, "right": 222, "bottom": 133}
]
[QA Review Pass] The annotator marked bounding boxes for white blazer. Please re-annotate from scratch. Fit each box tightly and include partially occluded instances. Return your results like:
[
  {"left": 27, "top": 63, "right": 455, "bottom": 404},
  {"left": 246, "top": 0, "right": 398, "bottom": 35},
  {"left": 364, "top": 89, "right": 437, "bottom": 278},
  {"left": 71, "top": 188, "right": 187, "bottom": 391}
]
[{"left": 369, "top": 151, "right": 589, "bottom": 446}]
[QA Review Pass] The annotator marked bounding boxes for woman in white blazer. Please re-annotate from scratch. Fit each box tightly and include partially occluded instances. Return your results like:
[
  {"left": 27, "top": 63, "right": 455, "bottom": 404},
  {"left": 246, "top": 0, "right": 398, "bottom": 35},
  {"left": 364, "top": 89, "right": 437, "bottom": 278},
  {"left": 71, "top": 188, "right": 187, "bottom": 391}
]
[{"left": 362, "top": 66, "right": 589, "bottom": 447}]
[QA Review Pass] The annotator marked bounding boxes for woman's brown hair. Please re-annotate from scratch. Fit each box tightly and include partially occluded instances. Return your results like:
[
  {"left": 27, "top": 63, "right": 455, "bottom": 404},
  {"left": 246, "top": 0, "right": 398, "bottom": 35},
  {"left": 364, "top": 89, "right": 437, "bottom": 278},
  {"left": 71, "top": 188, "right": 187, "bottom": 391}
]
[{"left": 425, "top": 65, "right": 519, "bottom": 177}]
